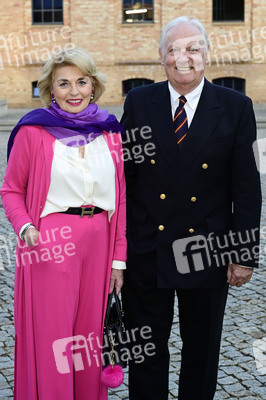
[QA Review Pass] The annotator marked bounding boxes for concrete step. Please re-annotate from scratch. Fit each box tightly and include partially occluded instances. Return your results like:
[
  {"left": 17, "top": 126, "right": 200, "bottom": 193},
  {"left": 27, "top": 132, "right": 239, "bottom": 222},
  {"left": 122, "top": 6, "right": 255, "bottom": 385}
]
[
  {"left": 0, "top": 106, "right": 265, "bottom": 132},
  {"left": 0, "top": 106, "right": 124, "bottom": 133},
  {"left": 0, "top": 123, "right": 16, "bottom": 132},
  {"left": 1, "top": 121, "right": 265, "bottom": 132}
]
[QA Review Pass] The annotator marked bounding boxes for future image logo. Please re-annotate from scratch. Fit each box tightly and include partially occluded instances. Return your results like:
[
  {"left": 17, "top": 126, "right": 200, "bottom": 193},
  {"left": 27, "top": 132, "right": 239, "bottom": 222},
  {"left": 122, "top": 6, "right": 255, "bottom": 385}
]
[
  {"left": 172, "top": 229, "right": 260, "bottom": 274},
  {"left": 52, "top": 327, "right": 156, "bottom": 374}
]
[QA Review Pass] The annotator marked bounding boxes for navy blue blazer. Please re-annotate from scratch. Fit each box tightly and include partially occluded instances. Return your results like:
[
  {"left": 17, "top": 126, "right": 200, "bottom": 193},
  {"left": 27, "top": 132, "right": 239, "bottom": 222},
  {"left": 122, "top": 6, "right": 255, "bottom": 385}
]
[{"left": 121, "top": 79, "right": 261, "bottom": 289}]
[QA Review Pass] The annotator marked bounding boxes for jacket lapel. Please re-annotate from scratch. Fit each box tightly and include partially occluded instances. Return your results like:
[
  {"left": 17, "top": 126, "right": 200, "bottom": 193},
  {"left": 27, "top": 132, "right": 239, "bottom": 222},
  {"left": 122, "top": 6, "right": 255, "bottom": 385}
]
[
  {"left": 172, "top": 79, "right": 225, "bottom": 177},
  {"left": 144, "top": 81, "right": 179, "bottom": 166},
  {"left": 144, "top": 80, "right": 225, "bottom": 172}
]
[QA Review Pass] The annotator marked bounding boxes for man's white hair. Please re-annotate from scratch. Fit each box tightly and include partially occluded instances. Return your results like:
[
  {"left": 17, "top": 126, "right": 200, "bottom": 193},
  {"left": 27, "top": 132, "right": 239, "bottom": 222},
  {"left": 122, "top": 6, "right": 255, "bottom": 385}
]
[{"left": 159, "top": 16, "right": 210, "bottom": 53}]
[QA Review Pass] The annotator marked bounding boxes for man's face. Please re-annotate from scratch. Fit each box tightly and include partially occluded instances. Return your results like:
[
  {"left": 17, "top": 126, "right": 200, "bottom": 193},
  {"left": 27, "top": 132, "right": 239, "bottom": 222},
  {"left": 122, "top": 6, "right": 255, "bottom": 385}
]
[{"left": 159, "top": 23, "right": 209, "bottom": 94}]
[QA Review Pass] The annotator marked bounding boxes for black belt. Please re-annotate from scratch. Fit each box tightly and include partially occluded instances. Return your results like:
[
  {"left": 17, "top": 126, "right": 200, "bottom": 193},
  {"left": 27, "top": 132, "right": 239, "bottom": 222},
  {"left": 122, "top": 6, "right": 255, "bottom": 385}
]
[{"left": 61, "top": 207, "right": 104, "bottom": 217}]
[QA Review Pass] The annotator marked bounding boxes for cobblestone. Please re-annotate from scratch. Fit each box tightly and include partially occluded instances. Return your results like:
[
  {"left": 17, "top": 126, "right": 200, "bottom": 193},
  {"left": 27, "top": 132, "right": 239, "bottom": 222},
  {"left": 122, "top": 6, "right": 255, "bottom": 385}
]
[{"left": 0, "top": 106, "right": 266, "bottom": 399}]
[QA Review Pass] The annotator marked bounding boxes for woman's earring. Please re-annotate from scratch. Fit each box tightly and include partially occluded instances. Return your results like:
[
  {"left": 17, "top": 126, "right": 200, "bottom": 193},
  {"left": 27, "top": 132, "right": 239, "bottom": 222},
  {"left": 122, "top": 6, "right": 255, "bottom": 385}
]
[
  {"left": 90, "top": 90, "right": 94, "bottom": 101},
  {"left": 51, "top": 94, "right": 56, "bottom": 103}
]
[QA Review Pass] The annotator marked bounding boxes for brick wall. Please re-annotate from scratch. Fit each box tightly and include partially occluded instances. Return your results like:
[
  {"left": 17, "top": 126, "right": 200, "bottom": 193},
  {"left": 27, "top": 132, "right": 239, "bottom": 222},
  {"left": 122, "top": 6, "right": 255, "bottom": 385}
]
[{"left": 0, "top": 0, "right": 265, "bottom": 107}]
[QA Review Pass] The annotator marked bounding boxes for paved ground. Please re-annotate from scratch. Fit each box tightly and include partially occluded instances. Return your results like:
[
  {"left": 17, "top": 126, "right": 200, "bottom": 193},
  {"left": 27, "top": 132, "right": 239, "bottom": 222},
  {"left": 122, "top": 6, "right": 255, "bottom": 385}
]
[{"left": 0, "top": 106, "right": 265, "bottom": 399}]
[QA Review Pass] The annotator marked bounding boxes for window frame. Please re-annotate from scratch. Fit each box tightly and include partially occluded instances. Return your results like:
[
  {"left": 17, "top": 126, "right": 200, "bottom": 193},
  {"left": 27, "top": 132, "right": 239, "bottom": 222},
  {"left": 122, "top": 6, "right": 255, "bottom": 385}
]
[
  {"left": 32, "top": 81, "right": 40, "bottom": 98},
  {"left": 212, "top": 0, "right": 244, "bottom": 22},
  {"left": 122, "top": 0, "right": 154, "bottom": 24},
  {"left": 213, "top": 77, "right": 246, "bottom": 94},
  {"left": 122, "top": 78, "right": 154, "bottom": 96},
  {"left": 32, "top": 0, "right": 63, "bottom": 25}
]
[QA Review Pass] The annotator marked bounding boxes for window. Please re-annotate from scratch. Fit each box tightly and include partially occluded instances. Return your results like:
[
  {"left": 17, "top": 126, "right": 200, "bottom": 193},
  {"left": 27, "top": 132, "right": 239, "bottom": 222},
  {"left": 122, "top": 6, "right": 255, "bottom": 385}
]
[
  {"left": 122, "top": 78, "right": 154, "bottom": 96},
  {"left": 213, "top": 0, "right": 244, "bottom": 22},
  {"left": 123, "top": 0, "right": 153, "bottom": 23},
  {"left": 32, "top": 81, "right": 40, "bottom": 98},
  {"left": 32, "top": 0, "right": 63, "bottom": 24},
  {"left": 213, "top": 77, "right": 245, "bottom": 94}
]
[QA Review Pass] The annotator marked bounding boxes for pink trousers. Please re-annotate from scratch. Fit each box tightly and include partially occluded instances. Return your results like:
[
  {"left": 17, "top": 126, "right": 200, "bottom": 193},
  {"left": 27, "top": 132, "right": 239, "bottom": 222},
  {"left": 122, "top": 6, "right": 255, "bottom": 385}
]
[{"left": 14, "top": 211, "right": 111, "bottom": 400}]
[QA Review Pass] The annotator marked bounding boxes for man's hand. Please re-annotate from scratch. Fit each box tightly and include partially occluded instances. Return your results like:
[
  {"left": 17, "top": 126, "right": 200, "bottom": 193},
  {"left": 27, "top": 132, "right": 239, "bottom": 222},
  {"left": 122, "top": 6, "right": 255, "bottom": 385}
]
[
  {"left": 227, "top": 263, "right": 253, "bottom": 287},
  {"left": 109, "top": 269, "right": 124, "bottom": 295}
]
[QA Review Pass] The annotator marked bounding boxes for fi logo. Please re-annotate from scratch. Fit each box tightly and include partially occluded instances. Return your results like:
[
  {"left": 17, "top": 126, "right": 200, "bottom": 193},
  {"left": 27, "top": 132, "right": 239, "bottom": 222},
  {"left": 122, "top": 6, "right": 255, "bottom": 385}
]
[
  {"left": 53, "top": 335, "right": 91, "bottom": 374},
  {"left": 172, "top": 235, "right": 211, "bottom": 274}
]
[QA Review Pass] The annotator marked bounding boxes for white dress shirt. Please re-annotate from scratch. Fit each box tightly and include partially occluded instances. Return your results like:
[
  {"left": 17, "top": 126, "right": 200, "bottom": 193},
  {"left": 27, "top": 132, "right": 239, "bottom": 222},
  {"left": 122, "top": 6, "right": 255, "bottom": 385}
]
[{"left": 168, "top": 78, "right": 204, "bottom": 126}]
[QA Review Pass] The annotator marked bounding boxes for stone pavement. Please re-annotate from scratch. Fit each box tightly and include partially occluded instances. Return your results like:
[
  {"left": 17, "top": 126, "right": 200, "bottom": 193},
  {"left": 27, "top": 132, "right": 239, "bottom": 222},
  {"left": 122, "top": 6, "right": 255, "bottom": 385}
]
[{"left": 0, "top": 106, "right": 265, "bottom": 399}]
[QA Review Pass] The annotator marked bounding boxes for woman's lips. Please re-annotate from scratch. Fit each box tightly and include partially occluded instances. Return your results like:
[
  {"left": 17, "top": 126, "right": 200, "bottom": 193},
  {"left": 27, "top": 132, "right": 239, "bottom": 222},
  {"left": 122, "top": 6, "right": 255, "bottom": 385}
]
[{"left": 66, "top": 99, "right": 83, "bottom": 106}]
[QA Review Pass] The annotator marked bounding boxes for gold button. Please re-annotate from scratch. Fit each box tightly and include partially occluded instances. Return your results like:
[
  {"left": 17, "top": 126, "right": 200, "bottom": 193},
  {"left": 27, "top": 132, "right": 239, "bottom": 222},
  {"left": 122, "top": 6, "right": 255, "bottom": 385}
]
[
  {"left": 191, "top": 196, "right": 197, "bottom": 202},
  {"left": 189, "top": 228, "right": 194, "bottom": 233},
  {"left": 160, "top": 194, "right": 166, "bottom": 200},
  {"left": 202, "top": 163, "right": 208, "bottom": 169},
  {"left": 150, "top": 159, "right": 156, "bottom": 165},
  {"left": 158, "top": 225, "right": 165, "bottom": 231}
]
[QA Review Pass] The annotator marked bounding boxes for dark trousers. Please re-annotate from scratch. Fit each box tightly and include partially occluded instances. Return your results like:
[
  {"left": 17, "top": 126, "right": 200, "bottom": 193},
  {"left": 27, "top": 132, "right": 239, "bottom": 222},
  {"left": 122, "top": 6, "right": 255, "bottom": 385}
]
[{"left": 122, "top": 276, "right": 228, "bottom": 400}]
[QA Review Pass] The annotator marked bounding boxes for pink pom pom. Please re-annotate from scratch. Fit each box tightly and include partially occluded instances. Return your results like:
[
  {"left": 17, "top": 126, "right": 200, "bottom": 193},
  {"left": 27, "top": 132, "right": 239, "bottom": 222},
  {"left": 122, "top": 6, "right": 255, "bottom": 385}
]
[{"left": 102, "top": 365, "right": 124, "bottom": 388}]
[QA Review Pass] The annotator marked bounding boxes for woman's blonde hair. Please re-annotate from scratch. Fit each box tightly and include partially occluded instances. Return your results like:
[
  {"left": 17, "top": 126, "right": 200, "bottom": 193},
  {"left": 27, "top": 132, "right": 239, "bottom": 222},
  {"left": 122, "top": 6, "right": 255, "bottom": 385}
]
[{"left": 38, "top": 47, "right": 106, "bottom": 107}]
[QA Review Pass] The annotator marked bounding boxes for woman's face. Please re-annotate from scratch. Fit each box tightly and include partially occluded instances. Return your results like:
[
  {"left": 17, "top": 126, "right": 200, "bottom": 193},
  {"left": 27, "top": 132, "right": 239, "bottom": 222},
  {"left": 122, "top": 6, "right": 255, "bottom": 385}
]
[{"left": 51, "top": 65, "right": 93, "bottom": 113}]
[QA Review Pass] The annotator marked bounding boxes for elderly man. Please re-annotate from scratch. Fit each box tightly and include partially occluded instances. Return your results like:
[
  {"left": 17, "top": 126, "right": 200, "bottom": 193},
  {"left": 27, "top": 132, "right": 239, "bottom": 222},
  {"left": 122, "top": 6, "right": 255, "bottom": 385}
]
[{"left": 121, "top": 16, "right": 261, "bottom": 400}]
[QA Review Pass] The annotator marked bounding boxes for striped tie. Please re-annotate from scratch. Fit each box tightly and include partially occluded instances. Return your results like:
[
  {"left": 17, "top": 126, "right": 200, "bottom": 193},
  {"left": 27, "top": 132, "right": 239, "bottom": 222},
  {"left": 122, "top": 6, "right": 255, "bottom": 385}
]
[{"left": 173, "top": 96, "right": 188, "bottom": 145}]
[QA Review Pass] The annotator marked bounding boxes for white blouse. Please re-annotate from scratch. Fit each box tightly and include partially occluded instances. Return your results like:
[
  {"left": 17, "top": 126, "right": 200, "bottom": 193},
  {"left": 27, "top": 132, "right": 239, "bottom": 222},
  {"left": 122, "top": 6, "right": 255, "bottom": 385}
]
[
  {"left": 20, "top": 135, "right": 125, "bottom": 270},
  {"left": 41, "top": 135, "right": 116, "bottom": 219}
]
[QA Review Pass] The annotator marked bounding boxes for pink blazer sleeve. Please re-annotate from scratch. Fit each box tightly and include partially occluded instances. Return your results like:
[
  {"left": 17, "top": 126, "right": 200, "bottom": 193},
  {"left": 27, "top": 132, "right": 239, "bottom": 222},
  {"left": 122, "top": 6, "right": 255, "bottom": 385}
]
[
  {"left": 113, "top": 133, "right": 127, "bottom": 262},
  {"left": 1, "top": 127, "right": 33, "bottom": 236},
  {"left": 105, "top": 132, "right": 127, "bottom": 262}
]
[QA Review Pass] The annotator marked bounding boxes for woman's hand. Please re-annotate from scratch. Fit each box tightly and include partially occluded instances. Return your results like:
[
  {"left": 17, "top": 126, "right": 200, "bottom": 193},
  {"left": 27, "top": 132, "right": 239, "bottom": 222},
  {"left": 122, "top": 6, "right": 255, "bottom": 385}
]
[
  {"left": 24, "top": 227, "right": 40, "bottom": 248},
  {"left": 109, "top": 269, "right": 124, "bottom": 295}
]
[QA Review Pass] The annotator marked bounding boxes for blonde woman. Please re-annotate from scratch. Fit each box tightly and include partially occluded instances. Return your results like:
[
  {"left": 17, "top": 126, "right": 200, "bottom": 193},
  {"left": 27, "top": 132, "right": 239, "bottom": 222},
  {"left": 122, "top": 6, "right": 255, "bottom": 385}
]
[{"left": 1, "top": 48, "right": 126, "bottom": 400}]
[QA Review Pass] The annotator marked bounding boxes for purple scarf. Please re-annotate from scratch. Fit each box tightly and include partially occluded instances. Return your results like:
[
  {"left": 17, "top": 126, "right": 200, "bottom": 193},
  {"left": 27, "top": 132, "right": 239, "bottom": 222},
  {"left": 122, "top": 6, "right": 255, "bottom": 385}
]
[{"left": 7, "top": 102, "right": 123, "bottom": 160}]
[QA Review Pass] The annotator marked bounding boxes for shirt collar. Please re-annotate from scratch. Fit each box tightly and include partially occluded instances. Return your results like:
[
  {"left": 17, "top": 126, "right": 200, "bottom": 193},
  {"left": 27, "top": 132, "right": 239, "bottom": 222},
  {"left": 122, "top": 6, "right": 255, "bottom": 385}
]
[{"left": 168, "top": 78, "right": 205, "bottom": 111}]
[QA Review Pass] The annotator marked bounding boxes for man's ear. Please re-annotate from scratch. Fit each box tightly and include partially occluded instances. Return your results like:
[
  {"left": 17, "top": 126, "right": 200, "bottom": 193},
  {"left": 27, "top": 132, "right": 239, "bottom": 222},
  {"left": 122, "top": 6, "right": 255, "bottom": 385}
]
[
  {"left": 159, "top": 48, "right": 164, "bottom": 65},
  {"left": 206, "top": 49, "right": 210, "bottom": 65}
]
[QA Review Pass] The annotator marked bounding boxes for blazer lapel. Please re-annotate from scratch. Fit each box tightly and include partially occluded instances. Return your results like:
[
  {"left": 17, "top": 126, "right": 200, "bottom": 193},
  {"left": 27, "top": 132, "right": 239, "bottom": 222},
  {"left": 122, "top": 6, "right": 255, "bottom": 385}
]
[
  {"left": 143, "top": 80, "right": 225, "bottom": 176},
  {"left": 169, "top": 79, "right": 225, "bottom": 177},
  {"left": 145, "top": 81, "right": 179, "bottom": 166}
]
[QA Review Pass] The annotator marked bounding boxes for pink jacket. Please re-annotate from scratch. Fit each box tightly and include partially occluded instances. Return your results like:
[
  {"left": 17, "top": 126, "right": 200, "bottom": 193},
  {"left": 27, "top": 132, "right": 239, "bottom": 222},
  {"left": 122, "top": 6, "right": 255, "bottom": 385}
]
[{"left": 1, "top": 125, "right": 127, "bottom": 264}]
